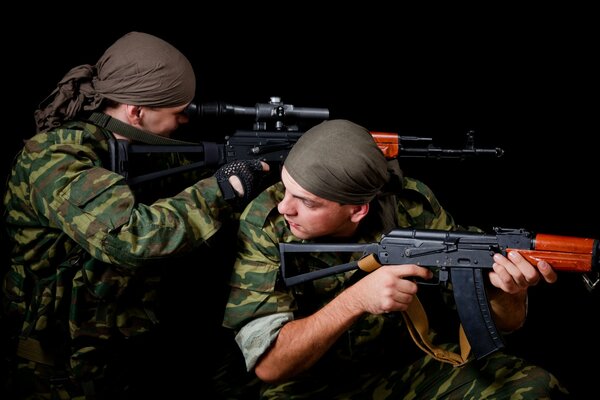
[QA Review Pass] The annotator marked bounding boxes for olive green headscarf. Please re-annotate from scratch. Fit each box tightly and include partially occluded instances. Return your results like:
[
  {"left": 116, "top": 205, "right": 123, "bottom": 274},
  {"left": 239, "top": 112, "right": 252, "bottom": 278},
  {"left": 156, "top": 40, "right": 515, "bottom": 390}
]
[
  {"left": 34, "top": 31, "right": 196, "bottom": 132},
  {"left": 284, "top": 119, "right": 390, "bottom": 205},
  {"left": 284, "top": 119, "right": 402, "bottom": 234}
]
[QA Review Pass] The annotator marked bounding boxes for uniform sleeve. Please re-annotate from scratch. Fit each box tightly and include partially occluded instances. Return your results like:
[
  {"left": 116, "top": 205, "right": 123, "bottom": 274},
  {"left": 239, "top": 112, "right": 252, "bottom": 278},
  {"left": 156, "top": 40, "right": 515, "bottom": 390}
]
[
  {"left": 27, "top": 140, "right": 232, "bottom": 269},
  {"left": 223, "top": 188, "right": 296, "bottom": 331},
  {"left": 234, "top": 312, "right": 294, "bottom": 371}
]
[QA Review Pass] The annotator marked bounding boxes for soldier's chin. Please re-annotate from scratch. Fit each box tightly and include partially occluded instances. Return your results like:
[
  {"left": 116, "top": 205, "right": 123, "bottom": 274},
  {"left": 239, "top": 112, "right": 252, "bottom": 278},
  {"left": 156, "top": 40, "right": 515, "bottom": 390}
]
[{"left": 289, "top": 224, "right": 309, "bottom": 240}]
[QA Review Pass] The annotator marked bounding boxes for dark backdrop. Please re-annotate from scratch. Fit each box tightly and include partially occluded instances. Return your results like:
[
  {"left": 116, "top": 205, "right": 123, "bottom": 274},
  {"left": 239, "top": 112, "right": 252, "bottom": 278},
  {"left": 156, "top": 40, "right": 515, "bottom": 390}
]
[{"left": 3, "top": 16, "right": 597, "bottom": 397}]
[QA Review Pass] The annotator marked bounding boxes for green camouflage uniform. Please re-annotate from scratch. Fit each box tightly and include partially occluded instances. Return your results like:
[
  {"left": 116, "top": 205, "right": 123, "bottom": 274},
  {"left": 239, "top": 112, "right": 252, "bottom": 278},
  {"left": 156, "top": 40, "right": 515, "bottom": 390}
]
[
  {"left": 1, "top": 119, "right": 237, "bottom": 398},
  {"left": 224, "top": 180, "right": 570, "bottom": 399}
]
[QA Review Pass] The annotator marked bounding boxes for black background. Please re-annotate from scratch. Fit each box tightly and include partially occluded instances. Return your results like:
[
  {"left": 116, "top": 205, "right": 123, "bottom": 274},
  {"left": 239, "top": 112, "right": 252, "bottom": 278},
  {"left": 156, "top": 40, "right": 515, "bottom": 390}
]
[{"left": 3, "top": 11, "right": 598, "bottom": 397}]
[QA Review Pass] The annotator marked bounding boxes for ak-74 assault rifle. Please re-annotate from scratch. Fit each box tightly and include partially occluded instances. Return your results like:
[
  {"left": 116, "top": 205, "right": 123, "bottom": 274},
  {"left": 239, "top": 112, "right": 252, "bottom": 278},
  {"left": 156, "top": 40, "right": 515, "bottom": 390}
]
[
  {"left": 279, "top": 228, "right": 599, "bottom": 360},
  {"left": 109, "top": 97, "right": 504, "bottom": 185}
]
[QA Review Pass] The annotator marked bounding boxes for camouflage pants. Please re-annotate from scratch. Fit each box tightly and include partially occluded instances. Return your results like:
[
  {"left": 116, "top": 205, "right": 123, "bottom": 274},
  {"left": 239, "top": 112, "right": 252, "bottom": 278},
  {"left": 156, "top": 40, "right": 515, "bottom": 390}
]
[
  {"left": 209, "top": 327, "right": 261, "bottom": 399},
  {"left": 260, "top": 350, "right": 571, "bottom": 399},
  {"left": 3, "top": 357, "right": 86, "bottom": 400},
  {"left": 3, "top": 337, "right": 170, "bottom": 400}
]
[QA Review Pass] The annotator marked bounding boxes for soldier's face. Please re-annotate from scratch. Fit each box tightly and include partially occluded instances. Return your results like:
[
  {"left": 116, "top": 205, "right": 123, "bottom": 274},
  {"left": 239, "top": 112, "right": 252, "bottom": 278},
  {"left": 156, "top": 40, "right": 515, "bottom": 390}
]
[
  {"left": 278, "top": 168, "right": 361, "bottom": 240},
  {"left": 136, "top": 104, "right": 190, "bottom": 137}
]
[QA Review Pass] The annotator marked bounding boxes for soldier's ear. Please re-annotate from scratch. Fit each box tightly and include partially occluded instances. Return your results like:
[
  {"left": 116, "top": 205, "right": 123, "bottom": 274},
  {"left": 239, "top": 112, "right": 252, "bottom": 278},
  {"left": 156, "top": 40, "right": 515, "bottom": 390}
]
[
  {"left": 349, "top": 204, "right": 369, "bottom": 223},
  {"left": 125, "top": 105, "right": 143, "bottom": 124}
]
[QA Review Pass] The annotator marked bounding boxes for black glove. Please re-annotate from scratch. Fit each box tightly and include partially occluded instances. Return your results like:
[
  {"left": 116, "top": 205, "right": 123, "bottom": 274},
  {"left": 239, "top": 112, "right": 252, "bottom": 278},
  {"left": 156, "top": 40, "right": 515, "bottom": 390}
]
[{"left": 214, "top": 160, "right": 265, "bottom": 202}]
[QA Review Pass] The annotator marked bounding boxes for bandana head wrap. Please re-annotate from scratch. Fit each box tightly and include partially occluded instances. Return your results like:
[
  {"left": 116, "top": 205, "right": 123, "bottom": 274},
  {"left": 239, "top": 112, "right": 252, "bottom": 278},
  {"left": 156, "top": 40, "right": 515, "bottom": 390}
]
[
  {"left": 34, "top": 31, "right": 196, "bottom": 132},
  {"left": 284, "top": 119, "right": 389, "bottom": 205}
]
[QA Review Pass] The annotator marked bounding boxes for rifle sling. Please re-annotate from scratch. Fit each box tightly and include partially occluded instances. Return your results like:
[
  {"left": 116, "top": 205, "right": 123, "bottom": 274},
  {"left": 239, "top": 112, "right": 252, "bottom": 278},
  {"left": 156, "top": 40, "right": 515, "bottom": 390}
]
[
  {"left": 357, "top": 254, "right": 471, "bottom": 366},
  {"left": 402, "top": 296, "right": 471, "bottom": 367},
  {"left": 87, "top": 112, "right": 197, "bottom": 145}
]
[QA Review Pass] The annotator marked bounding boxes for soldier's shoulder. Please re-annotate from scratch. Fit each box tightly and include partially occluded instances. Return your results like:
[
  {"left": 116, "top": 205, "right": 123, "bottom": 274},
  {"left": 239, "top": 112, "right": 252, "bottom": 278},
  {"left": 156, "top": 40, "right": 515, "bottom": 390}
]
[
  {"left": 402, "top": 176, "right": 435, "bottom": 196},
  {"left": 59, "top": 119, "right": 110, "bottom": 142},
  {"left": 399, "top": 176, "right": 443, "bottom": 215},
  {"left": 26, "top": 120, "right": 108, "bottom": 150},
  {"left": 242, "top": 182, "right": 285, "bottom": 228}
]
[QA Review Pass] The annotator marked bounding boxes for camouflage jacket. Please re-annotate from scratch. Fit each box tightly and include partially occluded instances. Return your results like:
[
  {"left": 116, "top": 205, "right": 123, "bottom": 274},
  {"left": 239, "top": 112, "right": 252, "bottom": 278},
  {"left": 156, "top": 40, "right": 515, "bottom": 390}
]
[
  {"left": 224, "top": 178, "right": 461, "bottom": 367},
  {"left": 2, "top": 119, "right": 233, "bottom": 342}
]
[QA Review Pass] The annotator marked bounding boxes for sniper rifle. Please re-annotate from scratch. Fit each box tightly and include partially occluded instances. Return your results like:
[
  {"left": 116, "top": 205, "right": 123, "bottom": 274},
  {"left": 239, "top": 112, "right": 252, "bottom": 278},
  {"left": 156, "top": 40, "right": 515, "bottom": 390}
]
[{"left": 109, "top": 97, "right": 504, "bottom": 185}]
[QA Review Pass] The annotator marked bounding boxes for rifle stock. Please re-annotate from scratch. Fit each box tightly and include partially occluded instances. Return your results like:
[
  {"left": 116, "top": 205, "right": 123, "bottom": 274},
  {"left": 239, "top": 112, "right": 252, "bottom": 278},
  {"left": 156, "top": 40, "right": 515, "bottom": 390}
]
[{"left": 279, "top": 227, "right": 599, "bottom": 359}]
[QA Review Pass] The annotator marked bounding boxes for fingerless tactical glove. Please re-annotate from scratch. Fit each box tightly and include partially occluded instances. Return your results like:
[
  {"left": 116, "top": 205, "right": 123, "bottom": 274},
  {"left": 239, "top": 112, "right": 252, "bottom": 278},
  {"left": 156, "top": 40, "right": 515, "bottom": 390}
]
[{"left": 214, "top": 160, "right": 264, "bottom": 202}]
